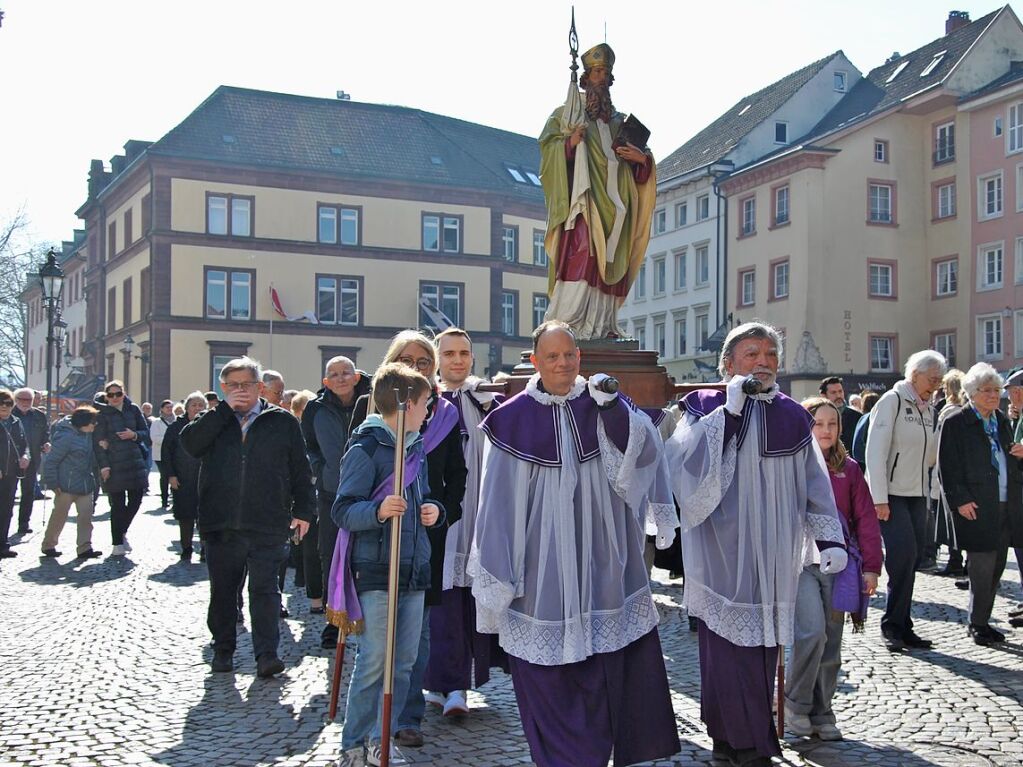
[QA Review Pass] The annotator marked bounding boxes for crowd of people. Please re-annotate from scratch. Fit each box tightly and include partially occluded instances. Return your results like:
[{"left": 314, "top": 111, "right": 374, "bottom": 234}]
[{"left": 2, "top": 319, "right": 1022, "bottom": 767}]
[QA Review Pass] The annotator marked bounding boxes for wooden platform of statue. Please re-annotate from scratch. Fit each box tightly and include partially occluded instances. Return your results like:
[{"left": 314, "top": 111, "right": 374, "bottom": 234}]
[{"left": 497, "top": 338, "right": 712, "bottom": 408}]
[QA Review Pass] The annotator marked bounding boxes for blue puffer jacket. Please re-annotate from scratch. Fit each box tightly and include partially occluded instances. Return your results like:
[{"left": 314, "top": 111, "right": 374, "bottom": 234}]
[
  {"left": 42, "top": 417, "right": 99, "bottom": 495},
  {"left": 331, "top": 416, "right": 445, "bottom": 594}
]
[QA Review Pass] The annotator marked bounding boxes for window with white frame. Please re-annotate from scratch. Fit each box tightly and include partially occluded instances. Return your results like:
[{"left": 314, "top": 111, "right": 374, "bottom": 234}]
[
  {"left": 978, "top": 172, "right": 1003, "bottom": 218},
  {"left": 674, "top": 250, "right": 687, "bottom": 290},
  {"left": 1009, "top": 102, "right": 1023, "bottom": 153},
  {"left": 502, "top": 227, "right": 517, "bottom": 261},
  {"left": 869, "top": 183, "right": 893, "bottom": 223},
  {"left": 501, "top": 291, "right": 517, "bottom": 336},
  {"left": 695, "top": 311, "right": 710, "bottom": 349},
  {"left": 937, "top": 182, "right": 956, "bottom": 219},
  {"left": 696, "top": 194, "right": 710, "bottom": 221},
  {"left": 773, "top": 260, "right": 790, "bottom": 299},
  {"left": 653, "top": 256, "right": 666, "bottom": 296},
  {"left": 532, "top": 294, "right": 548, "bottom": 329},
  {"left": 317, "top": 276, "right": 360, "bottom": 325},
  {"left": 676, "top": 202, "right": 688, "bottom": 228},
  {"left": 533, "top": 229, "right": 548, "bottom": 266},
  {"left": 1016, "top": 237, "right": 1023, "bottom": 285},
  {"left": 934, "top": 121, "right": 955, "bottom": 163},
  {"left": 420, "top": 282, "right": 462, "bottom": 329},
  {"left": 933, "top": 332, "right": 956, "bottom": 367},
  {"left": 774, "top": 186, "right": 790, "bottom": 225},
  {"left": 423, "top": 215, "right": 461, "bottom": 252},
  {"left": 696, "top": 245, "right": 710, "bottom": 285},
  {"left": 1016, "top": 311, "right": 1023, "bottom": 357},
  {"left": 205, "top": 269, "right": 252, "bottom": 320},
  {"left": 635, "top": 322, "right": 647, "bottom": 348},
  {"left": 741, "top": 197, "right": 756, "bottom": 235},
  {"left": 208, "top": 194, "right": 252, "bottom": 237},
  {"left": 869, "top": 262, "right": 893, "bottom": 297},
  {"left": 634, "top": 262, "right": 647, "bottom": 299},
  {"left": 995, "top": 116, "right": 1003, "bottom": 137},
  {"left": 978, "top": 244, "right": 1004, "bottom": 290},
  {"left": 874, "top": 140, "right": 887, "bottom": 163},
  {"left": 653, "top": 320, "right": 665, "bottom": 357},
  {"left": 920, "top": 50, "right": 946, "bottom": 77},
  {"left": 834, "top": 71, "right": 847, "bottom": 92},
  {"left": 653, "top": 209, "right": 666, "bottom": 235},
  {"left": 978, "top": 315, "right": 1003, "bottom": 358},
  {"left": 740, "top": 269, "right": 755, "bottom": 306},
  {"left": 935, "top": 259, "right": 958, "bottom": 296},
  {"left": 318, "top": 205, "right": 359, "bottom": 245},
  {"left": 870, "top": 336, "right": 894, "bottom": 372},
  {"left": 675, "top": 316, "right": 688, "bottom": 356}
]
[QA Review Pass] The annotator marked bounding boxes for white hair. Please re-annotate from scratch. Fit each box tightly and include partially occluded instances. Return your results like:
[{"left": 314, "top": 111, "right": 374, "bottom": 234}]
[
  {"left": 219, "top": 356, "right": 263, "bottom": 382},
  {"left": 718, "top": 321, "right": 783, "bottom": 377},
  {"left": 183, "top": 390, "right": 207, "bottom": 409},
  {"left": 13, "top": 387, "right": 33, "bottom": 400},
  {"left": 962, "top": 362, "right": 1003, "bottom": 400},
  {"left": 261, "top": 369, "right": 284, "bottom": 385},
  {"left": 903, "top": 350, "right": 947, "bottom": 380}
]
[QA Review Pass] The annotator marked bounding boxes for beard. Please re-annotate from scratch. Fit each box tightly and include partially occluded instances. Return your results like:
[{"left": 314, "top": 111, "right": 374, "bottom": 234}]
[{"left": 584, "top": 82, "right": 614, "bottom": 123}]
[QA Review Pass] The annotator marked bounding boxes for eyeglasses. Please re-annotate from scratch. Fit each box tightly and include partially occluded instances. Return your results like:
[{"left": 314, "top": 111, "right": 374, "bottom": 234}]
[
  {"left": 106, "top": 391, "right": 124, "bottom": 399},
  {"left": 398, "top": 356, "right": 433, "bottom": 371},
  {"left": 976, "top": 387, "right": 1003, "bottom": 395},
  {"left": 0, "top": 402, "right": 13, "bottom": 408},
  {"left": 221, "top": 381, "right": 260, "bottom": 392}
]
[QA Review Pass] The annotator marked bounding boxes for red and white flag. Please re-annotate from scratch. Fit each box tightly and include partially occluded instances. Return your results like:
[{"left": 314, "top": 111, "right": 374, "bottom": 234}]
[{"left": 269, "top": 285, "right": 318, "bottom": 323}]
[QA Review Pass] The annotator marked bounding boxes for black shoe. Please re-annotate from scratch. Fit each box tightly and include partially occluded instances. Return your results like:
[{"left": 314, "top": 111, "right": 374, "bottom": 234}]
[
  {"left": 955, "top": 578, "right": 970, "bottom": 590},
  {"left": 321, "top": 624, "right": 339, "bottom": 649},
  {"left": 688, "top": 616, "right": 699, "bottom": 632},
  {"left": 733, "top": 747, "right": 772, "bottom": 766},
  {"left": 42, "top": 548, "right": 61, "bottom": 557},
  {"left": 180, "top": 548, "right": 193, "bottom": 561},
  {"left": 969, "top": 625, "right": 994, "bottom": 646},
  {"left": 17, "top": 527, "right": 32, "bottom": 535},
  {"left": 257, "top": 654, "right": 285, "bottom": 678},
  {"left": 1009, "top": 616, "right": 1023, "bottom": 628},
  {"left": 77, "top": 549, "right": 102, "bottom": 559},
  {"left": 711, "top": 739, "right": 736, "bottom": 766},
  {"left": 984, "top": 625, "right": 1006, "bottom": 643},
  {"left": 310, "top": 605, "right": 325, "bottom": 615},
  {"left": 882, "top": 631, "right": 906, "bottom": 652},
  {"left": 279, "top": 605, "right": 290, "bottom": 619},
  {"left": 903, "top": 631, "right": 933, "bottom": 649},
  {"left": 935, "top": 564, "right": 966, "bottom": 577},
  {"left": 916, "top": 557, "right": 938, "bottom": 572},
  {"left": 0, "top": 549, "right": 18, "bottom": 559},
  {"left": 211, "top": 650, "right": 234, "bottom": 672}
]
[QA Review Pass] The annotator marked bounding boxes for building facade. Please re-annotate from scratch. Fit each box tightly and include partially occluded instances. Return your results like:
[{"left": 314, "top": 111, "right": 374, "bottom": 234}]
[{"left": 70, "top": 87, "right": 548, "bottom": 403}]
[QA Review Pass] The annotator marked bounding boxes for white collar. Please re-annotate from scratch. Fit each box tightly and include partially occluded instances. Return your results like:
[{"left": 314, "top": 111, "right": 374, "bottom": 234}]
[
  {"left": 441, "top": 376, "right": 482, "bottom": 395},
  {"left": 525, "top": 374, "right": 586, "bottom": 406}
]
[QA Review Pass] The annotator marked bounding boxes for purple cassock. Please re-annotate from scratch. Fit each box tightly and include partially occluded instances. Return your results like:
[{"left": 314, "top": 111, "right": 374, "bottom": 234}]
[
  {"left": 422, "top": 382, "right": 509, "bottom": 694},
  {"left": 469, "top": 375, "right": 680, "bottom": 767},
  {"left": 667, "top": 386, "right": 845, "bottom": 760}
]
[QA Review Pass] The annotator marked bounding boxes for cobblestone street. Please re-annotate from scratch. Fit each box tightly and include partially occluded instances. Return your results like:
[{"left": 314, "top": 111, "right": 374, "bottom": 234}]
[{"left": 3, "top": 485, "right": 1023, "bottom": 767}]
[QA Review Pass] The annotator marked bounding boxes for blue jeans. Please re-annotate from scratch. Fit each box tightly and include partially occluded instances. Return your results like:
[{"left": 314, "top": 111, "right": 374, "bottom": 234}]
[
  {"left": 397, "top": 604, "right": 431, "bottom": 731},
  {"left": 341, "top": 589, "right": 425, "bottom": 750}
]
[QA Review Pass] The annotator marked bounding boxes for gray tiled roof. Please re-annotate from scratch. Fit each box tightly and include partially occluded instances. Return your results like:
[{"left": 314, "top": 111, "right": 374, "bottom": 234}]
[
  {"left": 147, "top": 86, "right": 544, "bottom": 202},
  {"left": 808, "top": 9, "right": 1001, "bottom": 138},
  {"left": 657, "top": 52, "right": 843, "bottom": 182}
]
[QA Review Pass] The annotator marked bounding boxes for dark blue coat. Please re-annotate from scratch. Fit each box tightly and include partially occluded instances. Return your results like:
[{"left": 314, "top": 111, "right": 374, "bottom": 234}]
[{"left": 93, "top": 396, "right": 151, "bottom": 493}]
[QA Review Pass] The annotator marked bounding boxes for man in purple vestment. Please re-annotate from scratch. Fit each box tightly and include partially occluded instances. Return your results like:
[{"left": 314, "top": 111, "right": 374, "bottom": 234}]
[
  {"left": 667, "top": 322, "right": 847, "bottom": 767},
  {"left": 470, "top": 320, "right": 680, "bottom": 767}
]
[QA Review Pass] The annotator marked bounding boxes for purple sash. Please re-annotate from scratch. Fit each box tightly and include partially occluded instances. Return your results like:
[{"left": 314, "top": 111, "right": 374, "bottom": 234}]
[
  {"left": 326, "top": 446, "right": 425, "bottom": 635},
  {"left": 830, "top": 511, "right": 869, "bottom": 630}
]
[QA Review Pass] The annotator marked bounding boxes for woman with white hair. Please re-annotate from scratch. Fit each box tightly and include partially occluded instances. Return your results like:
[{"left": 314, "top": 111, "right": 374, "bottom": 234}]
[
  {"left": 865, "top": 350, "right": 946, "bottom": 652},
  {"left": 937, "top": 363, "right": 1023, "bottom": 645},
  {"left": 162, "top": 391, "right": 206, "bottom": 560}
]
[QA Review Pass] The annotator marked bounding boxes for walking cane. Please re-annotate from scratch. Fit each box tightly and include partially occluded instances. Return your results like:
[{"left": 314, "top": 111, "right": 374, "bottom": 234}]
[
  {"left": 379, "top": 389, "right": 408, "bottom": 767},
  {"left": 327, "top": 634, "right": 346, "bottom": 722},
  {"left": 776, "top": 646, "right": 785, "bottom": 738}
]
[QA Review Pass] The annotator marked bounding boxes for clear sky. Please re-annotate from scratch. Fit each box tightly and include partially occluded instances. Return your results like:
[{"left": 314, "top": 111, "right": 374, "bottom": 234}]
[{"left": 0, "top": 0, "right": 1011, "bottom": 247}]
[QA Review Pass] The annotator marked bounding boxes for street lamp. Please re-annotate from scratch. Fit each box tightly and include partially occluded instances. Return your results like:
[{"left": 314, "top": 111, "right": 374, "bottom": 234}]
[
  {"left": 37, "top": 249, "right": 65, "bottom": 425},
  {"left": 53, "top": 318, "right": 67, "bottom": 415},
  {"left": 120, "top": 333, "right": 135, "bottom": 357}
]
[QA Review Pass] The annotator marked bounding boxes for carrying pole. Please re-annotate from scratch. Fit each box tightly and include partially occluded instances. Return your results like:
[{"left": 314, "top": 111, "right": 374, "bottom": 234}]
[
  {"left": 776, "top": 647, "right": 786, "bottom": 738},
  {"left": 378, "top": 389, "right": 408, "bottom": 767}
]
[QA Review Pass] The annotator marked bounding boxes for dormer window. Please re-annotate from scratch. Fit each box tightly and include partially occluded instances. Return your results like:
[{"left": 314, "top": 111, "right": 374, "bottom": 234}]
[
  {"left": 834, "top": 71, "right": 847, "bottom": 92},
  {"left": 774, "top": 122, "right": 788, "bottom": 144},
  {"left": 506, "top": 166, "right": 526, "bottom": 182},
  {"left": 886, "top": 60, "right": 909, "bottom": 84},
  {"left": 920, "top": 51, "right": 946, "bottom": 77}
]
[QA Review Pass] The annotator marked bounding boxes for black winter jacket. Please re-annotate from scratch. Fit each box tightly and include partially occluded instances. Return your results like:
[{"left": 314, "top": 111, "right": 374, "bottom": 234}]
[
  {"left": 93, "top": 396, "right": 151, "bottom": 493},
  {"left": 162, "top": 415, "right": 201, "bottom": 521},
  {"left": 302, "top": 375, "right": 372, "bottom": 495},
  {"left": 180, "top": 399, "right": 315, "bottom": 538},
  {"left": 938, "top": 407, "right": 1023, "bottom": 552},
  {"left": 13, "top": 406, "right": 48, "bottom": 464},
  {"left": 352, "top": 391, "right": 467, "bottom": 604},
  {"left": 0, "top": 415, "right": 28, "bottom": 484}
]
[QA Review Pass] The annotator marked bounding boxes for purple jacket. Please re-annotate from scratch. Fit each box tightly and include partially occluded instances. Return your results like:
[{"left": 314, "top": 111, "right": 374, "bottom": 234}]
[{"left": 830, "top": 457, "right": 883, "bottom": 574}]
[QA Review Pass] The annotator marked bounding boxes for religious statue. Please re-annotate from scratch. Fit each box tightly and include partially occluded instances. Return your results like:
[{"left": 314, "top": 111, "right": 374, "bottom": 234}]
[{"left": 538, "top": 28, "right": 657, "bottom": 340}]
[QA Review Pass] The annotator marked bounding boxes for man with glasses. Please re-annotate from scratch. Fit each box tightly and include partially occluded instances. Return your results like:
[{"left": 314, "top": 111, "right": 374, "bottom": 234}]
[
  {"left": 0, "top": 389, "right": 30, "bottom": 558},
  {"left": 11, "top": 387, "right": 49, "bottom": 534},
  {"left": 260, "top": 370, "right": 286, "bottom": 407},
  {"left": 181, "top": 357, "right": 314, "bottom": 678}
]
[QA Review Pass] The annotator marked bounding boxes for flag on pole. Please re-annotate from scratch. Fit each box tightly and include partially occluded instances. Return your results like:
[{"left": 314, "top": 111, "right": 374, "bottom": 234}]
[
  {"left": 269, "top": 285, "right": 319, "bottom": 323},
  {"left": 418, "top": 297, "right": 454, "bottom": 330}
]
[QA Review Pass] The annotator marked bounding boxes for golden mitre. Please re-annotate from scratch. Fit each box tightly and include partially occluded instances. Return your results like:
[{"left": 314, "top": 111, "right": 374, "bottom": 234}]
[{"left": 581, "top": 43, "right": 615, "bottom": 73}]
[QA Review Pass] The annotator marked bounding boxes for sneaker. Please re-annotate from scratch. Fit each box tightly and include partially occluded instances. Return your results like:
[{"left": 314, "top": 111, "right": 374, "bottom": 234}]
[
  {"left": 365, "top": 742, "right": 408, "bottom": 766},
  {"left": 122, "top": 537, "right": 132, "bottom": 553},
  {"left": 110, "top": 544, "right": 127, "bottom": 556},
  {"left": 815, "top": 722, "right": 843, "bottom": 741},
  {"left": 337, "top": 747, "right": 364, "bottom": 767},
  {"left": 42, "top": 548, "right": 61, "bottom": 558},
  {"left": 394, "top": 728, "right": 424, "bottom": 747},
  {"left": 424, "top": 690, "right": 447, "bottom": 709},
  {"left": 786, "top": 711, "right": 814, "bottom": 737},
  {"left": 442, "top": 690, "right": 469, "bottom": 716}
]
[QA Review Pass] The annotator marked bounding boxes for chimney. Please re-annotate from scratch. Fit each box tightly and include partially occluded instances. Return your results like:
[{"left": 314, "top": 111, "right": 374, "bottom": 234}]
[{"left": 946, "top": 10, "right": 970, "bottom": 35}]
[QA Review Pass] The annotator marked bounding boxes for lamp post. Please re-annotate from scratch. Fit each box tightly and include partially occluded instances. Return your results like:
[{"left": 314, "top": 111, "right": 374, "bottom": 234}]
[
  {"left": 53, "top": 317, "right": 67, "bottom": 416},
  {"left": 37, "top": 249, "right": 65, "bottom": 425},
  {"left": 120, "top": 333, "right": 134, "bottom": 394}
]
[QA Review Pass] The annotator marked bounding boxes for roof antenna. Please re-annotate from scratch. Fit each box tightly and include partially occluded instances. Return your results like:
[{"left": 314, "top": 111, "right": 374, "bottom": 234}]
[{"left": 604, "top": 20, "right": 607, "bottom": 43}]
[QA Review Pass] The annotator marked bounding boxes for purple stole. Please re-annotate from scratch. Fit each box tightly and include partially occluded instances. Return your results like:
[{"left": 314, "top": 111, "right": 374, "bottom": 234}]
[
  {"left": 830, "top": 507, "right": 869, "bottom": 629},
  {"left": 325, "top": 399, "right": 459, "bottom": 636}
]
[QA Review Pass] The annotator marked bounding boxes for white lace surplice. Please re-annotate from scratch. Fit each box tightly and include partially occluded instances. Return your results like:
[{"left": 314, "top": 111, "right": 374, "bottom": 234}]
[
  {"left": 667, "top": 402, "right": 843, "bottom": 648},
  {"left": 468, "top": 376, "right": 677, "bottom": 666},
  {"left": 442, "top": 385, "right": 485, "bottom": 590}
]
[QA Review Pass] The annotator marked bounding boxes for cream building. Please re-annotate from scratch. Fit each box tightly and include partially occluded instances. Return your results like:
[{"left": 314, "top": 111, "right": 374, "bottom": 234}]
[
  {"left": 71, "top": 87, "right": 548, "bottom": 402},
  {"left": 720, "top": 7, "right": 1023, "bottom": 399}
]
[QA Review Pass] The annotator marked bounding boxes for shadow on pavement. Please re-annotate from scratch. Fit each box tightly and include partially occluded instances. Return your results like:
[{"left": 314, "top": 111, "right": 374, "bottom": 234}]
[
  {"left": 17, "top": 555, "right": 137, "bottom": 588},
  {"left": 148, "top": 559, "right": 209, "bottom": 587},
  {"left": 151, "top": 671, "right": 327, "bottom": 767},
  {"left": 911, "top": 646, "right": 1023, "bottom": 706},
  {"left": 789, "top": 738, "right": 967, "bottom": 766}
]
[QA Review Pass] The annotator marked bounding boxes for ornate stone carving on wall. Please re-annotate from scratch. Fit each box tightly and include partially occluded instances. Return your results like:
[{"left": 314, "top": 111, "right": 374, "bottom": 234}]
[{"left": 791, "top": 331, "right": 828, "bottom": 374}]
